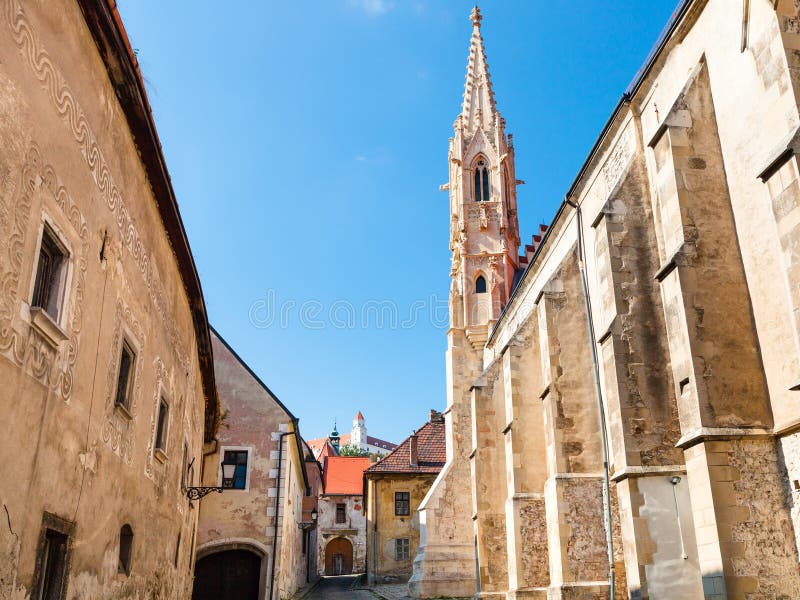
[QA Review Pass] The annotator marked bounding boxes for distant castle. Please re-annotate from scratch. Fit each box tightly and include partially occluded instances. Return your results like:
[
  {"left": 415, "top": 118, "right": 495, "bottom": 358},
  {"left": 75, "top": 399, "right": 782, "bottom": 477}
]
[{"left": 307, "top": 411, "right": 397, "bottom": 458}]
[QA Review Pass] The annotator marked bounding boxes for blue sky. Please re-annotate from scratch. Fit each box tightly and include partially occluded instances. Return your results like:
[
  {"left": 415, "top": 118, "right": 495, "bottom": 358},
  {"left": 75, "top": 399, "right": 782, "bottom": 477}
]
[{"left": 117, "top": 1, "right": 678, "bottom": 444}]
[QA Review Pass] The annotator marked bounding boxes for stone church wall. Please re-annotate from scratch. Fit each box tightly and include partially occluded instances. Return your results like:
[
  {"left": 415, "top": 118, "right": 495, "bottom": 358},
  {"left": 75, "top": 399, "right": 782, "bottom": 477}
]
[{"left": 417, "top": 1, "right": 800, "bottom": 598}]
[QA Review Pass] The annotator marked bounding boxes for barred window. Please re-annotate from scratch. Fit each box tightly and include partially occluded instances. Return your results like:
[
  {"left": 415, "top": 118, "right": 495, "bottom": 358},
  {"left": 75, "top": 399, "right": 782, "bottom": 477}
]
[
  {"left": 395, "top": 492, "right": 410, "bottom": 516},
  {"left": 336, "top": 503, "right": 347, "bottom": 524},
  {"left": 395, "top": 537, "right": 410, "bottom": 560}
]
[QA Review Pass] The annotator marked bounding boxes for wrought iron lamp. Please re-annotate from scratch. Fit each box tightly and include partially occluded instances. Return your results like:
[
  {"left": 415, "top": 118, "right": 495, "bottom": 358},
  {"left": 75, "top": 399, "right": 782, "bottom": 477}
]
[{"left": 185, "top": 460, "right": 237, "bottom": 500}]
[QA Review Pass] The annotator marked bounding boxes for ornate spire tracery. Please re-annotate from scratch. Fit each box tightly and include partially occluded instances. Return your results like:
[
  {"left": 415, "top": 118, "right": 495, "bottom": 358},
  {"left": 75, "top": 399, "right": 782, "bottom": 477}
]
[{"left": 461, "top": 6, "right": 499, "bottom": 131}]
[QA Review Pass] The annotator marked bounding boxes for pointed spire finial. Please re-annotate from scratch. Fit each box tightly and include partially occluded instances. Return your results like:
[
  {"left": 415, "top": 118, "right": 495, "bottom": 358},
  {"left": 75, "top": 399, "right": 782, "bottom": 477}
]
[{"left": 470, "top": 5, "right": 482, "bottom": 28}]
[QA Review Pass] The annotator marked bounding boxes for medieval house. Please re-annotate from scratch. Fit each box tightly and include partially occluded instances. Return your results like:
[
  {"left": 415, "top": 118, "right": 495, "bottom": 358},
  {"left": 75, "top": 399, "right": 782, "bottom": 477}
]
[
  {"left": 193, "top": 328, "right": 317, "bottom": 600},
  {"left": 317, "top": 456, "right": 369, "bottom": 576},
  {"left": 412, "top": 2, "right": 800, "bottom": 599},
  {"left": 365, "top": 411, "right": 445, "bottom": 584},
  {"left": 0, "top": 0, "right": 219, "bottom": 598}
]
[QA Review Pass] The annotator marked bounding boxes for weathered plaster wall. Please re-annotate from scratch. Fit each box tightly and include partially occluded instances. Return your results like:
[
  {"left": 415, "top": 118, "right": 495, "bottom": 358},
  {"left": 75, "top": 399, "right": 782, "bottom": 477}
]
[
  {"left": 0, "top": 0, "right": 210, "bottom": 597},
  {"left": 317, "top": 494, "right": 366, "bottom": 575},
  {"left": 197, "top": 333, "right": 308, "bottom": 600},
  {"left": 367, "top": 474, "right": 436, "bottom": 583}
]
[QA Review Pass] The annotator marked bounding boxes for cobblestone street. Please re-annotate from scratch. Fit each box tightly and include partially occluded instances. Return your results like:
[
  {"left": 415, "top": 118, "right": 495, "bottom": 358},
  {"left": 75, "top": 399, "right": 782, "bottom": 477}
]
[{"left": 299, "top": 576, "right": 412, "bottom": 600}]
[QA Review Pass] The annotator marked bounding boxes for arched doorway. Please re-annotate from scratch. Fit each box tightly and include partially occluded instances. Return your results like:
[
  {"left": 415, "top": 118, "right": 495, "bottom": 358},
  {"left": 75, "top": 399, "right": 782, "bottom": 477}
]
[
  {"left": 324, "top": 537, "right": 353, "bottom": 575},
  {"left": 192, "top": 549, "right": 262, "bottom": 600}
]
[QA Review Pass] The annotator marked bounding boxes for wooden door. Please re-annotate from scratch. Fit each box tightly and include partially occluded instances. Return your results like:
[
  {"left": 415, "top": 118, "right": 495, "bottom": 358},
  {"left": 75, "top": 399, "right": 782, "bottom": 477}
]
[
  {"left": 324, "top": 537, "right": 353, "bottom": 575},
  {"left": 192, "top": 549, "right": 261, "bottom": 600}
]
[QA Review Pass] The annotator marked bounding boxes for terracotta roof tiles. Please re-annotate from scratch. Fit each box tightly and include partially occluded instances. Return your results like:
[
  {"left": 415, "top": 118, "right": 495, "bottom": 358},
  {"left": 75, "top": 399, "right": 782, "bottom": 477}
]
[
  {"left": 323, "top": 456, "right": 370, "bottom": 495},
  {"left": 365, "top": 420, "right": 446, "bottom": 475}
]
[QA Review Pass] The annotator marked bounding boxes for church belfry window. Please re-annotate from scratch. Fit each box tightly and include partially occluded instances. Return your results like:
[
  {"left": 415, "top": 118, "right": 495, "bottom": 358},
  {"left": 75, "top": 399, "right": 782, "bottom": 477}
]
[
  {"left": 474, "top": 158, "right": 490, "bottom": 201},
  {"left": 475, "top": 275, "right": 487, "bottom": 294}
]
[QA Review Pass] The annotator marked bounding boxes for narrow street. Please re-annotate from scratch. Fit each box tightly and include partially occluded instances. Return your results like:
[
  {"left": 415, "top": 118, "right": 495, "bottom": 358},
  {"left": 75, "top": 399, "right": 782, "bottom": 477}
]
[
  {"left": 303, "top": 576, "right": 375, "bottom": 600},
  {"left": 302, "top": 575, "right": 410, "bottom": 600}
]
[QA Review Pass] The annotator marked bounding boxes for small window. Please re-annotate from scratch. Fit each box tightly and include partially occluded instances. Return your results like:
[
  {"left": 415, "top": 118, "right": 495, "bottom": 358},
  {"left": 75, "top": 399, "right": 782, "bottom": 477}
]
[
  {"left": 118, "top": 524, "right": 133, "bottom": 576},
  {"left": 180, "top": 442, "right": 189, "bottom": 489},
  {"left": 475, "top": 276, "right": 487, "bottom": 294},
  {"left": 31, "top": 225, "right": 68, "bottom": 320},
  {"left": 336, "top": 503, "right": 347, "bottom": 524},
  {"left": 37, "top": 529, "right": 70, "bottom": 599},
  {"left": 173, "top": 531, "right": 181, "bottom": 568},
  {"left": 154, "top": 399, "right": 169, "bottom": 453},
  {"left": 395, "top": 537, "right": 410, "bottom": 560},
  {"left": 395, "top": 492, "right": 410, "bottom": 516},
  {"left": 474, "top": 159, "right": 490, "bottom": 202},
  {"left": 222, "top": 450, "right": 248, "bottom": 489},
  {"left": 114, "top": 341, "right": 135, "bottom": 411}
]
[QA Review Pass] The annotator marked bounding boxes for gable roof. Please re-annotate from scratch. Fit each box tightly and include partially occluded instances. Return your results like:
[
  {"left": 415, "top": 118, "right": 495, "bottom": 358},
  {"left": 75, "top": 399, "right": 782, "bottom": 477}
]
[
  {"left": 323, "top": 456, "right": 370, "bottom": 495},
  {"left": 365, "top": 420, "right": 446, "bottom": 475}
]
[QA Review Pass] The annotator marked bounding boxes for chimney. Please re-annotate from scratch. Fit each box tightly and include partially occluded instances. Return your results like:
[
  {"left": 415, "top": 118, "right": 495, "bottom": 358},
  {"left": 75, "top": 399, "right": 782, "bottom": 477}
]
[
  {"left": 409, "top": 432, "right": 419, "bottom": 467},
  {"left": 429, "top": 409, "right": 444, "bottom": 424}
]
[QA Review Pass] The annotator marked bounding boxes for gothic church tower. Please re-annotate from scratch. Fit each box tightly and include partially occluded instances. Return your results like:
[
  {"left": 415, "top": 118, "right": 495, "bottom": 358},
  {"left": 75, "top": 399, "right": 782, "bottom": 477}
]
[
  {"left": 410, "top": 8, "right": 518, "bottom": 597},
  {"left": 448, "top": 6, "right": 520, "bottom": 348}
]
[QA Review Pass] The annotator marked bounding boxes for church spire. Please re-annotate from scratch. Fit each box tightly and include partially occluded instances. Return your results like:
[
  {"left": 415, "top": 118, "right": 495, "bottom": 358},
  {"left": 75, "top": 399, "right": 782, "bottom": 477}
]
[
  {"left": 461, "top": 6, "right": 499, "bottom": 131},
  {"left": 447, "top": 5, "right": 520, "bottom": 349}
]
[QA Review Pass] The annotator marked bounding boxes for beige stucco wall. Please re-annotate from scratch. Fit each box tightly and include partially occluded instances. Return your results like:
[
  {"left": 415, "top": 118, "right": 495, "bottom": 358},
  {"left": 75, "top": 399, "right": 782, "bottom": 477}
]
[
  {"left": 366, "top": 474, "right": 436, "bottom": 584},
  {"left": 0, "top": 0, "right": 211, "bottom": 598}
]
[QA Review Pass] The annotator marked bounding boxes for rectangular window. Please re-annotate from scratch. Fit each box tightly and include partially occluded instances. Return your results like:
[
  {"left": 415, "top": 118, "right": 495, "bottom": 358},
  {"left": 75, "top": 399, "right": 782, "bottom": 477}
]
[
  {"left": 114, "top": 341, "right": 135, "bottom": 411},
  {"left": 180, "top": 442, "right": 188, "bottom": 490},
  {"left": 154, "top": 398, "right": 169, "bottom": 453},
  {"left": 335, "top": 503, "right": 346, "bottom": 524},
  {"left": 395, "top": 538, "right": 410, "bottom": 561},
  {"left": 395, "top": 491, "right": 410, "bottom": 516},
  {"left": 222, "top": 450, "right": 248, "bottom": 489},
  {"left": 32, "top": 225, "right": 67, "bottom": 321}
]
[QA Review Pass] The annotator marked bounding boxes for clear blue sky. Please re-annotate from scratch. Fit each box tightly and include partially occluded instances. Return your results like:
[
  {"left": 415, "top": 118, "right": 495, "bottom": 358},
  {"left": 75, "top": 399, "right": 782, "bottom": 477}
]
[{"left": 117, "top": 1, "right": 678, "bottom": 444}]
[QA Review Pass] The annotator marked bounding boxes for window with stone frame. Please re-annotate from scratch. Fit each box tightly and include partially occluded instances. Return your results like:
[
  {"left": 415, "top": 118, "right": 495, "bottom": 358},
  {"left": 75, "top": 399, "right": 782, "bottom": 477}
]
[
  {"left": 395, "top": 537, "right": 410, "bottom": 560},
  {"left": 335, "top": 503, "right": 347, "bottom": 524},
  {"left": 31, "top": 223, "right": 69, "bottom": 322},
  {"left": 154, "top": 398, "right": 169, "bottom": 454},
  {"left": 395, "top": 491, "right": 410, "bottom": 516},
  {"left": 475, "top": 275, "right": 487, "bottom": 294},
  {"left": 114, "top": 340, "right": 136, "bottom": 413}
]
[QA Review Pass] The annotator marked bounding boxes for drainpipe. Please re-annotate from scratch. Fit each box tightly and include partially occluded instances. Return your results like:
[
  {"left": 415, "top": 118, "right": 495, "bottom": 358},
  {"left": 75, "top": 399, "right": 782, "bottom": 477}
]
[
  {"left": 565, "top": 198, "right": 615, "bottom": 599},
  {"left": 372, "top": 479, "right": 378, "bottom": 584},
  {"left": 269, "top": 429, "right": 292, "bottom": 600}
]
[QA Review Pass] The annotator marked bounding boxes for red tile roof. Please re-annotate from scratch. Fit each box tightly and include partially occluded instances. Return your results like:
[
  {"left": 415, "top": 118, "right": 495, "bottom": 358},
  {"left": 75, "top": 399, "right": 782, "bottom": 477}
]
[
  {"left": 365, "top": 421, "right": 446, "bottom": 475},
  {"left": 323, "top": 456, "right": 371, "bottom": 495},
  {"left": 356, "top": 410, "right": 364, "bottom": 420}
]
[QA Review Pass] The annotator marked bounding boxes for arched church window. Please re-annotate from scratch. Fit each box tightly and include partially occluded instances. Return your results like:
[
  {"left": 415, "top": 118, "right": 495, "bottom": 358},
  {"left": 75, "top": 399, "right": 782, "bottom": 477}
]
[
  {"left": 474, "top": 159, "right": 490, "bottom": 202},
  {"left": 475, "top": 275, "right": 487, "bottom": 294}
]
